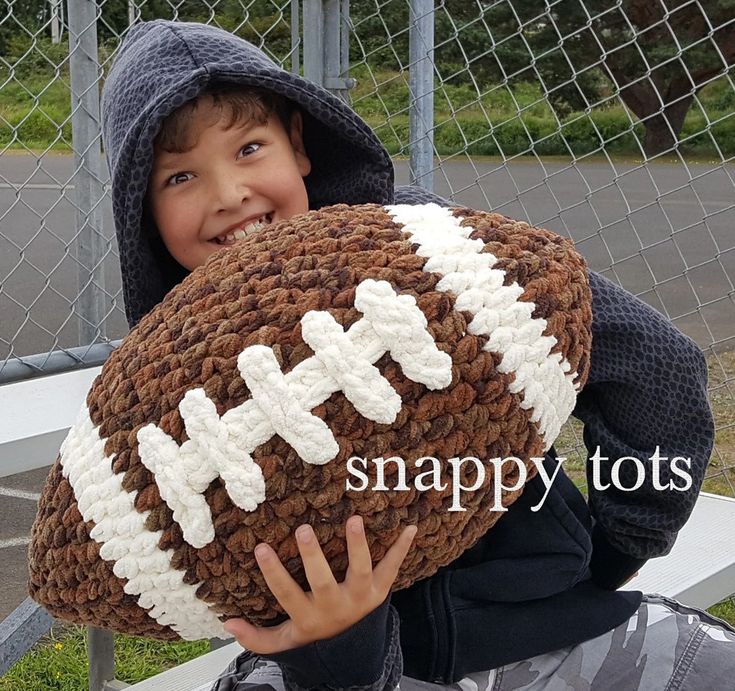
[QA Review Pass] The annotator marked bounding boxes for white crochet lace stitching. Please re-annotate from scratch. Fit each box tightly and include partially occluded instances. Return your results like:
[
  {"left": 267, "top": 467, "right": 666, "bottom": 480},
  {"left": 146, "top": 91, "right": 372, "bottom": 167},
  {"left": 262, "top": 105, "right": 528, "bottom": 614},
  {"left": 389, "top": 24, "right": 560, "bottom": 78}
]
[
  {"left": 58, "top": 405, "right": 228, "bottom": 641},
  {"left": 137, "top": 278, "right": 453, "bottom": 548},
  {"left": 386, "top": 203, "right": 580, "bottom": 451}
]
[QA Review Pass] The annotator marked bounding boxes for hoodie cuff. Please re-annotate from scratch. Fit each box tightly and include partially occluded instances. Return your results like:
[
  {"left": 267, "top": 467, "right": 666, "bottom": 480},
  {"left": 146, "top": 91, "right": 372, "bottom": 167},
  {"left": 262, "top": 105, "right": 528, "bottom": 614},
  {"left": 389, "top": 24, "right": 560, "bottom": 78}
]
[
  {"left": 589, "top": 524, "right": 647, "bottom": 590},
  {"left": 263, "top": 595, "right": 400, "bottom": 690}
]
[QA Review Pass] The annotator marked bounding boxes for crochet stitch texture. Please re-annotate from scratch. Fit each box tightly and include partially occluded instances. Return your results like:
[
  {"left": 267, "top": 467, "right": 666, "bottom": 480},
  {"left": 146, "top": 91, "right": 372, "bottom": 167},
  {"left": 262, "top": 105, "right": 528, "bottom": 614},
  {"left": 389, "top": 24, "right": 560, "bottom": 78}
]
[{"left": 28, "top": 203, "right": 592, "bottom": 640}]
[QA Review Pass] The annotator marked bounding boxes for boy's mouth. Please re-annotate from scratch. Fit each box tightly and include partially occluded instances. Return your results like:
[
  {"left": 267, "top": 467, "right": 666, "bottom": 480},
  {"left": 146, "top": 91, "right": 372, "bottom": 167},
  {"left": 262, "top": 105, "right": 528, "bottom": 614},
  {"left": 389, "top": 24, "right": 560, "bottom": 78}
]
[{"left": 213, "top": 212, "right": 273, "bottom": 245}]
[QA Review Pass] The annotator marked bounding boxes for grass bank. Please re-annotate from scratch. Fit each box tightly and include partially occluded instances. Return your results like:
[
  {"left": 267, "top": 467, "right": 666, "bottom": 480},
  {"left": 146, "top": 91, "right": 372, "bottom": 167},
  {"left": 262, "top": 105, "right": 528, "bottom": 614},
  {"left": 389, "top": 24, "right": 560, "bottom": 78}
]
[
  {"left": 1, "top": 41, "right": 734, "bottom": 157},
  {"left": 351, "top": 69, "right": 735, "bottom": 159},
  {"left": 0, "top": 625, "right": 208, "bottom": 689}
]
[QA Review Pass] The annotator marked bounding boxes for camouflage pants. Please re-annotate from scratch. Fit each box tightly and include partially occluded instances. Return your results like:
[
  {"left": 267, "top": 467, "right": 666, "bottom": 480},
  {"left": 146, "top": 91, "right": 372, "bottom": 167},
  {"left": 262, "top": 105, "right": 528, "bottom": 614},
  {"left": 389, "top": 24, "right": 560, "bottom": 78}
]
[{"left": 208, "top": 594, "right": 735, "bottom": 691}]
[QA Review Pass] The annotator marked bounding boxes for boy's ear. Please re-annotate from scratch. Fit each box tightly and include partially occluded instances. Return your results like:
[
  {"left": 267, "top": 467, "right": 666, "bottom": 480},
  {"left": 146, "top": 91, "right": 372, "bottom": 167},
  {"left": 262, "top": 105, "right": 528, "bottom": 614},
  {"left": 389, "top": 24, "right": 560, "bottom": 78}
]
[{"left": 289, "top": 111, "right": 311, "bottom": 177}]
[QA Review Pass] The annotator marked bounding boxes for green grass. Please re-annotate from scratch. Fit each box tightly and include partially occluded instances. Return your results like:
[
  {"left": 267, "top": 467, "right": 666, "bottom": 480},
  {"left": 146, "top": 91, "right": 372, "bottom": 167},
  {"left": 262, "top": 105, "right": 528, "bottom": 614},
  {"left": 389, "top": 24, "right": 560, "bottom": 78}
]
[
  {"left": 709, "top": 598, "right": 735, "bottom": 627},
  {"left": 0, "top": 625, "right": 209, "bottom": 690},
  {"left": 704, "top": 351, "right": 735, "bottom": 497},
  {"left": 1, "top": 46, "right": 733, "bottom": 156},
  {"left": 0, "top": 74, "right": 73, "bottom": 150}
]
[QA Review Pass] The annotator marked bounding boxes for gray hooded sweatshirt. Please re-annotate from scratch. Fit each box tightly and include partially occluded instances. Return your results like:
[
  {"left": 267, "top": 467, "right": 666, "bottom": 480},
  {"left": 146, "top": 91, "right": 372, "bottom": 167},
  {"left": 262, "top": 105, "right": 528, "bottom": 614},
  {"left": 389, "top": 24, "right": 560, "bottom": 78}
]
[{"left": 101, "top": 20, "right": 714, "bottom": 691}]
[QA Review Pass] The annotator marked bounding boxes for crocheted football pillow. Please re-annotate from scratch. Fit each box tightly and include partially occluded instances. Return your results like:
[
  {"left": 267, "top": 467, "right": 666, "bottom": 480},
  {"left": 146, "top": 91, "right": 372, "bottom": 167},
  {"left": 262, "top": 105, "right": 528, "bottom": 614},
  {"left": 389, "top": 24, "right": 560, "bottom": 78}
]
[{"left": 29, "top": 203, "right": 592, "bottom": 641}]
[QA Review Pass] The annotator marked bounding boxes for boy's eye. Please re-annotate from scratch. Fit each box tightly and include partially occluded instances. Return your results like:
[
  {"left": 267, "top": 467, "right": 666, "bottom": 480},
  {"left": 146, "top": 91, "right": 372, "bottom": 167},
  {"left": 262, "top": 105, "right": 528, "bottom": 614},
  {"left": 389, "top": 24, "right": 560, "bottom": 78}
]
[
  {"left": 238, "top": 143, "right": 261, "bottom": 157},
  {"left": 167, "top": 172, "right": 193, "bottom": 186}
]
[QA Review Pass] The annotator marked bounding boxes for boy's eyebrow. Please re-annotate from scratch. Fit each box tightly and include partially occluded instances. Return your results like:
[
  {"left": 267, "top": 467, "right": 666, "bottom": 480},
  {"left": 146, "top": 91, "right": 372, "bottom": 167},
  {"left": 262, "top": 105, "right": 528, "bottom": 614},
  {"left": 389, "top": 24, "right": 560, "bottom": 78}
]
[
  {"left": 153, "top": 156, "right": 187, "bottom": 173},
  {"left": 154, "top": 154, "right": 197, "bottom": 173},
  {"left": 153, "top": 120, "right": 265, "bottom": 172}
]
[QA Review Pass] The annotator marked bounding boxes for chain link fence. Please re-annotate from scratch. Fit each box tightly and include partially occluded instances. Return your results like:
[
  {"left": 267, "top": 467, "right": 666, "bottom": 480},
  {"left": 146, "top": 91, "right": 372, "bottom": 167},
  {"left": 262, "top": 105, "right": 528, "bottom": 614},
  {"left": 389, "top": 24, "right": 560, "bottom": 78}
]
[
  {"left": 3, "top": 0, "right": 730, "bottom": 484},
  {"left": 0, "top": 0, "right": 733, "bottom": 489},
  {"left": 346, "top": 0, "right": 735, "bottom": 497},
  {"left": 0, "top": 0, "right": 732, "bottom": 495},
  {"left": 0, "top": 0, "right": 734, "bottom": 684},
  {"left": 0, "top": 0, "right": 301, "bottom": 381}
]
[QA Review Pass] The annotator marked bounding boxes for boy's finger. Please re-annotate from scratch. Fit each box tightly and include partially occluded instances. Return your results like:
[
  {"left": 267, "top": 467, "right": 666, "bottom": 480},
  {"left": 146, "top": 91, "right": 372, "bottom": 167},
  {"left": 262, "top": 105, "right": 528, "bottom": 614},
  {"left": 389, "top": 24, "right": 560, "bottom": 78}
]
[
  {"left": 222, "top": 617, "right": 290, "bottom": 656},
  {"left": 294, "top": 524, "right": 338, "bottom": 595},
  {"left": 372, "top": 525, "right": 418, "bottom": 591},
  {"left": 254, "top": 543, "right": 310, "bottom": 617},
  {"left": 345, "top": 515, "right": 373, "bottom": 584}
]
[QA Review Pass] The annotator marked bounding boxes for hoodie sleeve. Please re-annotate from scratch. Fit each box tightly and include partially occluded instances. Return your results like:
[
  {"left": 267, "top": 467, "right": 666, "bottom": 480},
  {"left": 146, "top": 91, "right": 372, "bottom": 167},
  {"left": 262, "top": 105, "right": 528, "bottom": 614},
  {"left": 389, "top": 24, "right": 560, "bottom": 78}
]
[
  {"left": 573, "top": 271, "right": 714, "bottom": 589},
  {"left": 256, "top": 596, "right": 402, "bottom": 691}
]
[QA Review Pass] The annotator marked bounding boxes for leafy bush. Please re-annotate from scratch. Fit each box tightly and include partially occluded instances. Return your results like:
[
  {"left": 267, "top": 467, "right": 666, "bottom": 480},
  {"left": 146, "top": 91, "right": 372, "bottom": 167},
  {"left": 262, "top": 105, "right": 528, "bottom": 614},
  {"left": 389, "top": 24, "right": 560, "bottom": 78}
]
[
  {"left": 699, "top": 76, "right": 735, "bottom": 112},
  {"left": 679, "top": 113, "right": 735, "bottom": 156},
  {"left": 710, "top": 115, "right": 735, "bottom": 154},
  {"left": 1, "top": 35, "right": 70, "bottom": 78},
  {"left": 0, "top": 105, "right": 71, "bottom": 148},
  {"left": 437, "top": 118, "right": 499, "bottom": 156}
]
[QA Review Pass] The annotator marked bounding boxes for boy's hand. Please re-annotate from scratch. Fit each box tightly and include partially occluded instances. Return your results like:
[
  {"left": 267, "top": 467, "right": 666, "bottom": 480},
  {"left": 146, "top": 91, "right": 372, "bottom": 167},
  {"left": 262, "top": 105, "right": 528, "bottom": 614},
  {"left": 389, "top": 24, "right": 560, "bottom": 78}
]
[{"left": 222, "top": 515, "right": 417, "bottom": 654}]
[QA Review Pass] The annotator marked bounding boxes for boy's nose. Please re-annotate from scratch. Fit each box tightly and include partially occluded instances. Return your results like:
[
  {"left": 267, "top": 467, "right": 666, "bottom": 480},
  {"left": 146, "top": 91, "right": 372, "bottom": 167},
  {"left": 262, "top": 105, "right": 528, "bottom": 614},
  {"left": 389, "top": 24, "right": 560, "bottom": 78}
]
[{"left": 214, "top": 175, "right": 251, "bottom": 212}]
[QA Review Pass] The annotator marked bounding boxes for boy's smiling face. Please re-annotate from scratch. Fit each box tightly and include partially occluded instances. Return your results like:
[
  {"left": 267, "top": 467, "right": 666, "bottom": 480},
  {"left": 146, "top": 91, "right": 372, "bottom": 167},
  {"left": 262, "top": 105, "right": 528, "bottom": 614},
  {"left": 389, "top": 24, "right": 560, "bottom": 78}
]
[{"left": 148, "top": 97, "right": 311, "bottom": 271}]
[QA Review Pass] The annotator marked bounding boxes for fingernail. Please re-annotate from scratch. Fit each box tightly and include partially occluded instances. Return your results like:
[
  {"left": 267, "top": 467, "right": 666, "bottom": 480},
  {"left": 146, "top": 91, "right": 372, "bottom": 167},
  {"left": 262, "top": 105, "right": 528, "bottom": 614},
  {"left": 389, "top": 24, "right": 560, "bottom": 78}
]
[
  {"left": 297, "top": 525, "right": 313, "bottom": 543},
  {"left": 350, "top": 516, "right": 363, "bottom": 534},
  {"left": 255, "top": 544, "right": 270, "bottom": 559}
]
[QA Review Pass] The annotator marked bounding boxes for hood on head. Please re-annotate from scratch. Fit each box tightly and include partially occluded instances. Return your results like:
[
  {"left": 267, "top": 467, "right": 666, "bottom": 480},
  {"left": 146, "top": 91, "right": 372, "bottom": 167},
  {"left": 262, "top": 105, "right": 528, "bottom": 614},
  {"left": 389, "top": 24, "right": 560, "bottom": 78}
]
[{"left": 101, "top": 20, "right": 394, "bottom": 328}]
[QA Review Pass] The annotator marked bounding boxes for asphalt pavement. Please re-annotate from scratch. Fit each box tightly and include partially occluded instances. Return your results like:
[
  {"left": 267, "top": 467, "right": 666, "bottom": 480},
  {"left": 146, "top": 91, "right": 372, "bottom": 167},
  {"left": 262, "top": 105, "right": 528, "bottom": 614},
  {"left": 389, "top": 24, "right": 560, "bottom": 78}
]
[
  {"left": 1, "top": 153, "right": 733, "bottom": 360},
  {"left": 0, "top": 152, "right": 733, "bottom": 621}
]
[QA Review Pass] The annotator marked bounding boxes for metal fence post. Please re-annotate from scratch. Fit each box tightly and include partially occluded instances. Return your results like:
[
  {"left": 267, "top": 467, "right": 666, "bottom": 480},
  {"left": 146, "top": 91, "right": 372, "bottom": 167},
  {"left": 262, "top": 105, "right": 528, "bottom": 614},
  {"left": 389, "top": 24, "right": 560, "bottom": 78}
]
[
  {"left": 408, "top": 0, "right": 435, "bottom": 191},
  {"left": 323, "top": 0, "right": 352, "bottom": 102},
  {"left": 87, "top": 627, "right": 121, "bottom": 691},
  {"left": 303, "top": 0, "right": 353, "bottom": 99},
  {"left": 291, "top": 0, "right": 300, "bottom": 74},
  {"left": 68, "top": 0, "right": 108, "bottom": 347},
  {"left": 302, "top": 0, "right": 323, "bottom": 85},
  {"left": 341, "top": 0, "right": 350, "bottom": 81},
  {"left": 51, "top": 0, "right": 63, "bottom": 44}
]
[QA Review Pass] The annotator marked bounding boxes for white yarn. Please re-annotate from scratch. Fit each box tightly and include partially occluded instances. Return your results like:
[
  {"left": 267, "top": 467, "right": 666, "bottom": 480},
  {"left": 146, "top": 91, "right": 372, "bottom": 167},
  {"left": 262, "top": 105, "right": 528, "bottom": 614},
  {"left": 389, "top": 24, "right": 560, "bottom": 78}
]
[
  {"left": 386, "top": 203, "right": 580, "bottom": 450},
  {"left": 300, "top": 310, "right": 402, "bottom": 423},
  {"left": 59, "top": 404, "right": 229, "bottom": 641},
  {"left": 137, "top": 278, "right": 453, "bottom": 548}
]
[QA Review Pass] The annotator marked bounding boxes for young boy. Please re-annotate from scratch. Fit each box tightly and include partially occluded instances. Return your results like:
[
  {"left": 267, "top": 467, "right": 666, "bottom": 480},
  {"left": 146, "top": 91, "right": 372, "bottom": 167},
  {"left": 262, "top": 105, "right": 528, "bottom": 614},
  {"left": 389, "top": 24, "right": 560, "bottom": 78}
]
[{"left": 101, "top": 19, "right": 735, "bottom": 691}]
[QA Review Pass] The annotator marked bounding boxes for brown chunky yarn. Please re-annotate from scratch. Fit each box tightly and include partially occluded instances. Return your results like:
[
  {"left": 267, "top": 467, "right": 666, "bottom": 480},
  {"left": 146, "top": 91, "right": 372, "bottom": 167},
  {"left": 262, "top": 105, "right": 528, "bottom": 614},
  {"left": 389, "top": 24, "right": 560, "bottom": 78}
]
[{"left": 28, "top": 203, "right": 592, "bottom": 640}]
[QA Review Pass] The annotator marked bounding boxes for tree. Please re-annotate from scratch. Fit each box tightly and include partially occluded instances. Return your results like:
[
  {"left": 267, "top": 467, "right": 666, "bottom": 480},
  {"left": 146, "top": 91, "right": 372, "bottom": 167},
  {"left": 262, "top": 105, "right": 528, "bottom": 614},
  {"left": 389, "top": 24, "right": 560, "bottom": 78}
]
[
  {"left": 0, "top": 0, "right": 50, "bottom": 56},
  {"left": 348, "top": 1, "right": 606, "bottom": 115},
  {"left": 398, "top": 0, "right": 735, "bottom": 156},
  {"left": 589, "top": 0, "right": 735, "bottom": 155},
  {"left": 508, "top": 0, "right": 735, "bottom": 155}
]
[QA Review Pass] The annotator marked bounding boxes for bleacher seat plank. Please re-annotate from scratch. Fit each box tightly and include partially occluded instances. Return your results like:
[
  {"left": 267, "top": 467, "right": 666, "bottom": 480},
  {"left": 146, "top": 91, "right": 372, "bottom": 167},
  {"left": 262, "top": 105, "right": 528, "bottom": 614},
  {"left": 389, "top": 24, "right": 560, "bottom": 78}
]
[
  {"left": 624, "top": 491, "right": 735, "bottom": 608},
  {"left": 127, "top": 640, "right": 243, "bottom": 691}
]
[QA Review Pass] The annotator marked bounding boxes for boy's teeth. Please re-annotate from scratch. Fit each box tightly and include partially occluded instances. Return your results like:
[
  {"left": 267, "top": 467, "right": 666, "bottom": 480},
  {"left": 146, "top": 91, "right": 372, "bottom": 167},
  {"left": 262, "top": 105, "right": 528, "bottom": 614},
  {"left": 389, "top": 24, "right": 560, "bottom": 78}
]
[{"left": 216, "top": 215, "right": 271, "bottom": 244}]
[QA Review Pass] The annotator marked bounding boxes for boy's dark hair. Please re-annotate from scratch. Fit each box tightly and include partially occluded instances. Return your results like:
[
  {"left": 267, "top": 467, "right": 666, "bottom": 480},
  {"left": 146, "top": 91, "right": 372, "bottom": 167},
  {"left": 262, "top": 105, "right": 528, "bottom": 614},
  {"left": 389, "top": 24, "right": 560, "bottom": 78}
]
[{"left": 154, "top": 83, "right": 295, "bottom": 153}]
